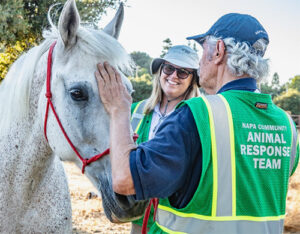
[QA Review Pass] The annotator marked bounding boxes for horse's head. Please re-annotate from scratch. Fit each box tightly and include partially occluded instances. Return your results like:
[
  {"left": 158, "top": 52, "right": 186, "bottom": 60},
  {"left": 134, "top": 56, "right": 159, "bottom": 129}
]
[{"left": 39, "top": 0, "right": 148, "bottom": 222}]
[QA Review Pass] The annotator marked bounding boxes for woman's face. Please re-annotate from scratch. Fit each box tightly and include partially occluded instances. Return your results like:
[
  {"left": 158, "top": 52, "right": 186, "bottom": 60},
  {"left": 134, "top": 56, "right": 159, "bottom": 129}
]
[{"left": 159, "top": 62, "right": 194, "bottom": 100}]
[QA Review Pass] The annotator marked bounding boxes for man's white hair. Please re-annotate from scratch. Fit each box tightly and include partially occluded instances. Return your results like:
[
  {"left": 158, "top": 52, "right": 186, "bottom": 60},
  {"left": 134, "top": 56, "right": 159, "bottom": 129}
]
[{"left": 206, "top": 36, "right": 269, "bottom": 82}]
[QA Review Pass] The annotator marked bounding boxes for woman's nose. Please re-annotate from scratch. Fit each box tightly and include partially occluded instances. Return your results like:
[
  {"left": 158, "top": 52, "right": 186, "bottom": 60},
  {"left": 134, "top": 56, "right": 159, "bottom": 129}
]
[{"left": 169, "top": 70, "right": 178, "bottom": 79}]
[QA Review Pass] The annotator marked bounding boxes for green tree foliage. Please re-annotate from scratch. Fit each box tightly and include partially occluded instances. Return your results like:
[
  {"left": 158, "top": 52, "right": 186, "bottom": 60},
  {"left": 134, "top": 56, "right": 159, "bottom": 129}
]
[
  {"left": 0, "top": 0, "right": 122, "bottom": 81},
  {"left": 260, "top": 72, "right": 285, "bottom": 98},
  {"left": 260, "top": 82, "right": 273, "bottom": 94},
  {"left": 160, "top": 38, "right": 172, "bottom": 58},
  {"left": 129, "top": 74, "right": 152, "bottom": 103},
  {"left": 187, "top": 40, "right": 198, "bottom": 52},
  {"left": 137, "top": 67, "right": 149, "bottom": 77},
  {"left": 130, "top": 51, "right": 152, "bottom": 74},
  {"left": 274, "top": 89, "right": 300, "bottom": 115},
  {"left": 129, "top": 51, "right": 153, "bottom": 102},
  {"left": 0, "top": 0, "right": 29, "bottom": 46},
  {"left": 0, "top": 38, "right": 36, "bottom": 81},
  {"left": 288, "top": 75, "right": 300, "bottom": 92},
  {"left": 260, "top": 74, "right": 300, "bottom": 115},
  {"left": 0, "top": 0, "right": 121, "bottom": 47}
]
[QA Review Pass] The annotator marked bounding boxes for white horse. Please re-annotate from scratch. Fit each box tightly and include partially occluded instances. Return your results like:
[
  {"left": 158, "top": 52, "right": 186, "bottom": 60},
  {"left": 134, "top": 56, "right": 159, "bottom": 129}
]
[{"left": 0, "top": 0, "right": 147, "bottom": 233}]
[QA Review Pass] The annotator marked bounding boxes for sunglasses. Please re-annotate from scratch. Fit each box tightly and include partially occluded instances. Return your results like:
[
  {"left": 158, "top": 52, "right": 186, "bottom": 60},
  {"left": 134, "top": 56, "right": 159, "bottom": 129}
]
[{"left": 162, "top": 64, "right": 193, "bottom": 79}]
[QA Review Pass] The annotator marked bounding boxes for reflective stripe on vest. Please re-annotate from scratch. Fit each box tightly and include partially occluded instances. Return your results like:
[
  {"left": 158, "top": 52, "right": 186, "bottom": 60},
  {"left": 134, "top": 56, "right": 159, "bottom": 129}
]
[
  {"left": 131, "top": 100, "right": 147, "bottom": 133},
  {"left": 205, "top": 95, "right": 236, "bottom": 216},
  {"left": 156, "top": 207, "right": 284, "bottom": 234},
  {"left": 286, "top": 113, "right": 298, "bottom": 175},
  {"left": 156, "top": 94, "right": 288, "bottom": 234}
]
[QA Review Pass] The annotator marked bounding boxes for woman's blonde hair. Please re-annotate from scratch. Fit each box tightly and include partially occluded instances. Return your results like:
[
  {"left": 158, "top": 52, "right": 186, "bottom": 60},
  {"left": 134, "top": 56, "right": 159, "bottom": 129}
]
[{"left": 143, "top": 65, "right": 200, "bottom": 114}]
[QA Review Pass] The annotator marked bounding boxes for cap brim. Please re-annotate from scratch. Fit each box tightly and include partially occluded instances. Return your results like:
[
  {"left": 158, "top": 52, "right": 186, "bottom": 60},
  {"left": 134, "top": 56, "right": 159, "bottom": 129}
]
[
  {"left": 151, "top": 57, "right": 199, "bottom": 75},
  {"left": 186, "top": 32, "right": 208, "bottom": 44},
  {"left": 164, "top": 58, "right": 198, "bottom": 70},
  {"left": 150, "top": 58, "right": 164, "bottom": 75}
]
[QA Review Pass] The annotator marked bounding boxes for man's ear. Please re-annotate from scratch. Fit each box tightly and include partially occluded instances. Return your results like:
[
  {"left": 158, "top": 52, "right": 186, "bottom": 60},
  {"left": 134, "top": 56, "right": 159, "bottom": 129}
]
[{"left": 214, "top": 40, "right": 226, "bottom": 65}]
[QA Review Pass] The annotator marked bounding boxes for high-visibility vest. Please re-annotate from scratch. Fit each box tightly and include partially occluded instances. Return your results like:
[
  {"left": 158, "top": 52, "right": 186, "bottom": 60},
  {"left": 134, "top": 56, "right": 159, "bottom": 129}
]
[
  {"left": 131, "top": 100, "right": 156, "bottom": 228},
  {"left": 150, "top": 91, "right": 299, "bottom": 234},
  {"left": 131, "top": 100, "right": 147, "bottom": 134}
]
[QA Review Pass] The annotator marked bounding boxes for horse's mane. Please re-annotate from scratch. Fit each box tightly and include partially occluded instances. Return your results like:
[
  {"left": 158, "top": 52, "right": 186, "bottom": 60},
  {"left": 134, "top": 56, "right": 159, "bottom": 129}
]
[{"left": 0, "top": 20, "right": 133, "bottom": 132}]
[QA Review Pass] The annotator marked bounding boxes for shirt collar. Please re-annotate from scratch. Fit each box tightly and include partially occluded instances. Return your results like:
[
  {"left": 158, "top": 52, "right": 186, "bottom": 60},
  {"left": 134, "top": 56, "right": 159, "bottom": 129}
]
[
  {"left": 217, "top": 78, "right": 257, "bottom": 94},
  {"left": 154, "top": 102, "right": 175, "bottom": 117},
  {"left": 154, "top": 103, "right": 161, "bottom": 115}
]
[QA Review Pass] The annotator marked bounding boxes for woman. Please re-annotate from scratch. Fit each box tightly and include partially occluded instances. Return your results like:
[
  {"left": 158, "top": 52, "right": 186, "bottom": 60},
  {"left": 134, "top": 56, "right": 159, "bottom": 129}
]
[{"left": 130, "top": 45, "right": 200, "bottom": 233}]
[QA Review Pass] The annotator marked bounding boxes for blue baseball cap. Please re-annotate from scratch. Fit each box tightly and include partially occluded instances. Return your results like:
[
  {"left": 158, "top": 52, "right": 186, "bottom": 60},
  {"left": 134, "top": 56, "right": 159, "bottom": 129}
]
[{"left": 187, "top": 13, "right": 269, "bottom": 49}]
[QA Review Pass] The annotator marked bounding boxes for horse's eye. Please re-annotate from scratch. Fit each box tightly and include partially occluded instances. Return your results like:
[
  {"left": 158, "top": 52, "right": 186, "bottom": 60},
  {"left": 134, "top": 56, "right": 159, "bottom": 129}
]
[{"left": 69, "top": 88, "right": 88, "bottom": 101}]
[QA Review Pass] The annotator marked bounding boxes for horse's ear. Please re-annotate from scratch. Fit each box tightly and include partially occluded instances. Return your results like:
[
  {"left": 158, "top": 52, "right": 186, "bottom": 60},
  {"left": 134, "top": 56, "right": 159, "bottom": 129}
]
[
  {"left": 58, "top": 0, "right": 80, "bottom": 48},
  {"left": 103, "top": 3, "right": 124, "bottom": 39}
]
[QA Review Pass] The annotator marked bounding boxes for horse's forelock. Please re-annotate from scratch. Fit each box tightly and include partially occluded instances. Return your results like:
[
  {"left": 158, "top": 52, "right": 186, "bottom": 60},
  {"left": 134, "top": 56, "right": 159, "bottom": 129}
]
[{"left": 76, "top": 27, "right": 134, "bottom": 76}]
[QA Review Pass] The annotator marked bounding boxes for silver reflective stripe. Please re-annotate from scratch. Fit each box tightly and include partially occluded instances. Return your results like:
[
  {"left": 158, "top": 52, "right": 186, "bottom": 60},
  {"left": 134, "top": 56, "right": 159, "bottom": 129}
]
[
  {"left": 131, "top": 100, "right": 146, "bottom": 132},
  {"left": 157, "top": 208, "right": 284, "bottom": 234},
  {"left": 286, "top": 114, "right": 298, "bottom": 175},
  {"left": 206, "top": 95, "right": 232, "bottom": 216},
  {"left": 132, "top": 112, "right": 144, "bottom": 119}
]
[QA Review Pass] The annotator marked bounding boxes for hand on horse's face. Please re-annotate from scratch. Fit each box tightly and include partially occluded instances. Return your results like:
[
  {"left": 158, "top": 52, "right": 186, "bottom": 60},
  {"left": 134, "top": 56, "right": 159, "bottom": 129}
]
[{"left": 95, "top": 62, "right": 132, "bottom": 116}]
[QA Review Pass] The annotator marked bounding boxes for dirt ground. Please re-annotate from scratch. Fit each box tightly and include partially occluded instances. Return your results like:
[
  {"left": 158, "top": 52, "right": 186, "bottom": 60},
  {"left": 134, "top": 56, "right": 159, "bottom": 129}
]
[
  {"left": 63, "top": 162, "right": 131, "bottom": 234},
  {"left": 64, "top": 161, "right": 300, "bottom": 234}
]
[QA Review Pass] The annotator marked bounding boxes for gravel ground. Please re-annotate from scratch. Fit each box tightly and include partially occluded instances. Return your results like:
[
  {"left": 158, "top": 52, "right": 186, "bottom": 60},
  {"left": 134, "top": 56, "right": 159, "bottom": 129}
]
[{"left": 64, "top": 161, "right": 300, "bottom": 234}]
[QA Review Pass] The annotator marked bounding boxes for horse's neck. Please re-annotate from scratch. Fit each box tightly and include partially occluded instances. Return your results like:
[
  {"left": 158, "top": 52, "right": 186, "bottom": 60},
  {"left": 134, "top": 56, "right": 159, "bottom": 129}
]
[
  {"left": 0, "top": 119, "right": 53, "bottom": 185},
  {"left": 0, "top": 53, "right": 53, "bottom": 195},
  {"left": 0, "top": 111, "right": 71, "bottom": 234}
]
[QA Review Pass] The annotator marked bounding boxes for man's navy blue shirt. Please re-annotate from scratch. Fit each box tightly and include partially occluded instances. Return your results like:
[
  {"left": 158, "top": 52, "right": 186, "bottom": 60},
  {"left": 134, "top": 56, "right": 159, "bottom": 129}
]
[{"left": 129, "top": 78, "right": 257, "bottom": 208}]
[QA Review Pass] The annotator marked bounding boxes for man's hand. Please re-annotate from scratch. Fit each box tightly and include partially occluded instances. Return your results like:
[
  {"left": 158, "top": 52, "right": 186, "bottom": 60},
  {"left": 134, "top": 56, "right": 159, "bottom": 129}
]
[
  {"left": 95, "top": 61, "right": 136, "bottom": 195},
  {"left": 95, "top": 62, "right": 132, "bottom": 115}
]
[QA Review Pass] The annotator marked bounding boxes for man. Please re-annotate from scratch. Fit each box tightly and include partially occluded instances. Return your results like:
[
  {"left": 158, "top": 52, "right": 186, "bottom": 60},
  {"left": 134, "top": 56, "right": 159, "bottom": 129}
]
[{"left": 95, "top": 13, "right": 299, "bottom": 234}]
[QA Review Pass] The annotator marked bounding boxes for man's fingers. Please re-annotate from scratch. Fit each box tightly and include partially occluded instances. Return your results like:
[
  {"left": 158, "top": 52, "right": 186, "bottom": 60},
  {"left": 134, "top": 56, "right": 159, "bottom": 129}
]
[
  {"left": 111, "top": 66, "right": 122, "bottom": 83},
  {"left": 96, "top": 62, "right": 127, "bottom": 95},
  {"left": 111, "top": 66, "right": 127, "bottom": 94},
  {"left": 95, "top": 62, "right": 132, "bottom": 115},
  {"left": 103, "top": 62, "right": 117, "bottom": 82},
  {"left": 95, "top": 70, "right": 102, "bottom": 82},
  {"left": 95, "top": 70, "right": 108, "bottom": 102},
  {"left": 97, "top": 63, "right": 111, "bottom": 83},
  {"left": 95, "top": 70, "right": 104, "bottom": 88}
]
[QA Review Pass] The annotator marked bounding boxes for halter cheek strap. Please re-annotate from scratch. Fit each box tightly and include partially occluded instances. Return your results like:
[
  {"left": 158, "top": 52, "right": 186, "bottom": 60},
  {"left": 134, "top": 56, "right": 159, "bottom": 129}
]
[{"left": 44, "top": 42, "right": 138, "bottom": 173}]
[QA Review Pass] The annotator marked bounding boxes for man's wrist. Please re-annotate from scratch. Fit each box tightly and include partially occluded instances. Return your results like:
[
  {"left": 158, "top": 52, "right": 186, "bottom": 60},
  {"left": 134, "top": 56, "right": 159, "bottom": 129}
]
[{"left": 110, "top": 107, "right": 130, "bottom": 118}]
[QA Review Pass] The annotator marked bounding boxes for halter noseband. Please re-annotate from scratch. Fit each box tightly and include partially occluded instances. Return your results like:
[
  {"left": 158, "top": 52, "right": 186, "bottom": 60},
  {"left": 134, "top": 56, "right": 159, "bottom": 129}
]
[{"left": 44, "top": 42, "right": 137, "bottom": 173}]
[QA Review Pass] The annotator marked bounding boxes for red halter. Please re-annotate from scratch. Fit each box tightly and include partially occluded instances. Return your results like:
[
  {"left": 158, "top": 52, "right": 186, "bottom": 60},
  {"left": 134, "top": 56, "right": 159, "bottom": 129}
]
[
  {"left": 43, "top": 42, "right": 140, "bottom": 173},
  {"left": 142, "top": 198, "right": 159, "bottom": 234}
]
